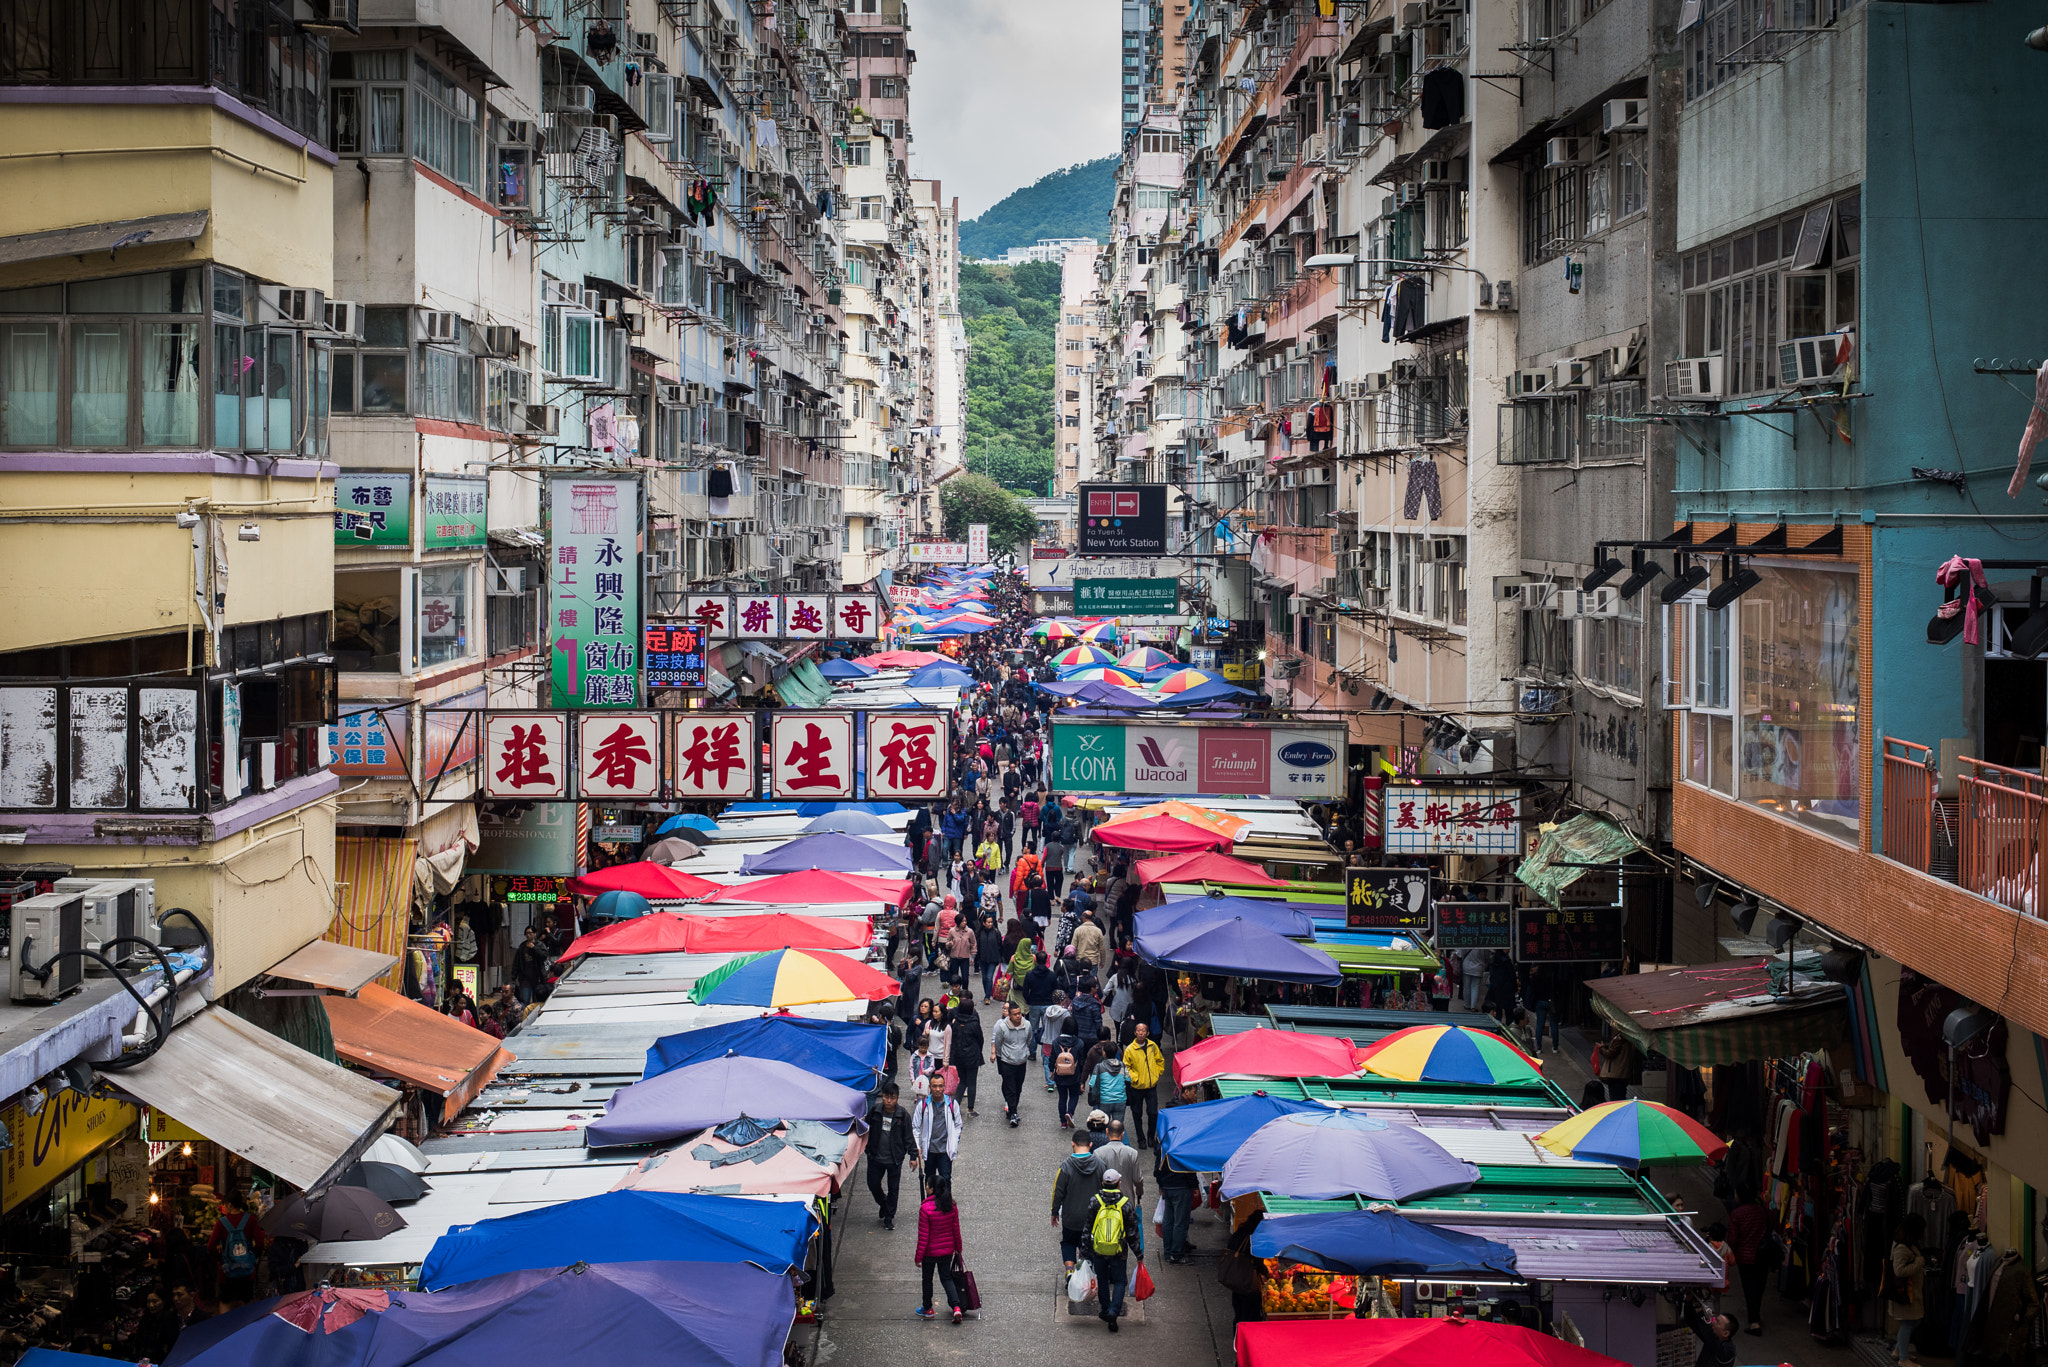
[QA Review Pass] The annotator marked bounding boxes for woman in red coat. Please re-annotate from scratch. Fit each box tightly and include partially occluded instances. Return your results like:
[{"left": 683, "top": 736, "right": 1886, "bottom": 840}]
[{"left": 913, "top": 1177, "right": 968, "bottom": 1323}]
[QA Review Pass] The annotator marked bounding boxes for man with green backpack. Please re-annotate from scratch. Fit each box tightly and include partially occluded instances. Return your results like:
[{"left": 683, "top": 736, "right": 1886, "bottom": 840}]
[{"left": 1086, "top": 1169, "right": 1141, "bottom": 1332}]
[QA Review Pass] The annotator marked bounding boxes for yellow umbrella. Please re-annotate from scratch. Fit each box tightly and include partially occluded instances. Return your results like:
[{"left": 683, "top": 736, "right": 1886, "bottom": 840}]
[{"left": 1101, "top": 800, "right": 1253, "bottom": 843}]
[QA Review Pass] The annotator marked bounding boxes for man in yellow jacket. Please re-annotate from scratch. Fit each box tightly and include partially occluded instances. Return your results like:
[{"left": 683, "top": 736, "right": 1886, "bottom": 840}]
[{"left": 1122, "top": 1023, "right": 1168, "bottom": 1149}]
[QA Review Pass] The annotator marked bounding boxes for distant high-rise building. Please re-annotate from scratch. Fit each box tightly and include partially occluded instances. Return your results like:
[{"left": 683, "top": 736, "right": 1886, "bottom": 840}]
[{"left": 1122, "top": 0, "right": 1147, "bottom": 136}]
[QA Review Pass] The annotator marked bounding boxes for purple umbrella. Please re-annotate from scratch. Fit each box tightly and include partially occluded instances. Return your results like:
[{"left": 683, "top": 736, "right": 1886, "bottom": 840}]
[
  {"left": 586, "top": 1055, "right": 868, "bottom": 1148},
  {"left": 1220, "top": 1111, "right": 1481, "bottom": 1202},
  {"left": 164, "top": 1261, "right": 796, "bottom": 1367},
  {"left": 738, "top": 831, "right": 911, "bottom": 875}
]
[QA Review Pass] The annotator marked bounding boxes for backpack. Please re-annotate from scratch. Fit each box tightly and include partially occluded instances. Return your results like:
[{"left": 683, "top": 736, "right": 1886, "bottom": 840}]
[
  {"left": 1055, "top": 1044, "right": 1077, "bottom": 1077},
  {"left": 220, "top": 1214, "right": 257, "bottom": 1278},
  {"left": 1094, "top": 1066, "right": 1127, "bottom": 1105},
  {"left": 1089, "top": 1194, "right": 1130, "bottom": 1256},
  {"left": 1071, "top": 995, "right": 1103, "bottom": 1045}
]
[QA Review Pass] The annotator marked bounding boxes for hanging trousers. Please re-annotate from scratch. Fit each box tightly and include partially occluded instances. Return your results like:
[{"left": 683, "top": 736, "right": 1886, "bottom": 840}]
[{"left": 1404, "top": 459, "right": 1443, "bottom": 520}]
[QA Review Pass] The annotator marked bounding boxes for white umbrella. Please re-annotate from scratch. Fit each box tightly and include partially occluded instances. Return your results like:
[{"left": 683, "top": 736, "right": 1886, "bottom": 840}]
[{"left": 364, "top": 1132, "right": 429, "bottom": 1174}]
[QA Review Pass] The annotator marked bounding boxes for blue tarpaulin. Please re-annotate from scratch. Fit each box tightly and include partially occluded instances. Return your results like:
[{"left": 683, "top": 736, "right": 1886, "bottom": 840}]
[
  {"left": 1156, "top": 1093, "right": 1330, "bottom": 1172},
  {"left": 1251, "top": 1211, "right": 1520, "bottom": 1277},
  {"left": 167, "top": 1261, "right": 798, "bottom": 1367},
  {"left": 902, "top": 664, "right": 975, "bottom": 686},
  {"left": 643, "top": 1015, "right": 886, "bottom": 1088},
  {"left": 1135, "top": 916, "right": 1343, "bottom": 985},
  {"left": 817, "top": 658, "right": 877, "bottom": 679},
  {"left": 417, "top": 1192, "right": 817, "bottom": 1290}
]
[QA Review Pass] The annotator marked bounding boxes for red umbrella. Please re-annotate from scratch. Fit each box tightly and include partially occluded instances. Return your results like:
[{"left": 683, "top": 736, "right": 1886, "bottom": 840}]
[
  {"left": 1133, "top": 851, "right": 1288, "bottom": 887},
  {"left": 1172, "top": 1025, "right": 1362, "bottom": 1087},
  {"left": 568, "top": 862, "right": 722, "bottom": 900},
  {"left": 701, "top": 868, "right": 913, "bottom": 906},
  {"left": 864, "top": 649, "right": 952, "bottom": 667},
  {"left": 1092, "top": 813, "right": 1233, "bottom": 854},
  {"left": 1237, "top": 1317, "right": 1631, "bottom": 1367},
  {"left": 678, "top": 913, "right": 874, "bottom": 954}
]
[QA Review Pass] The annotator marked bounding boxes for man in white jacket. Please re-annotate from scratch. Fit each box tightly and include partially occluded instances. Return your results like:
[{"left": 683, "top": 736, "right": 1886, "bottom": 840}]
[{"left": 911, "top": 1071, "right": 963, "bottom": 1189}]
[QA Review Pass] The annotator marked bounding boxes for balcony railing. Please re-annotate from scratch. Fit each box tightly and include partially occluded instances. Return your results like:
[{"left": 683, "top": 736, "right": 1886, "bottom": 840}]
[{"left": 1882, "top": 737, "right": 2048, "bottom": 917}]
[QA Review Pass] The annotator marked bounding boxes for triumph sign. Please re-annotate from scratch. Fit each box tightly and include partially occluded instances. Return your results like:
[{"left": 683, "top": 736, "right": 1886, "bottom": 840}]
[{"left": 1050, "top": 720, "right": 1343, "bottom": 798}]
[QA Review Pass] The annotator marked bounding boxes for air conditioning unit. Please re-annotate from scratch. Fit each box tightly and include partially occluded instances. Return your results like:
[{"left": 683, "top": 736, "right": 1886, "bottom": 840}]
[
  {"left": 485, "top": 566, "right": 525, "bottom": 596},
  {"left": 323, "top": 300, "right": 362, "bottom": 339},
  {"left": 658, "top": 381, "right": 686, "bottom": 406},
  {"left": 1423, "top": 536, "right": 1464, "bottom": 563},
  {"left": 483, "top": 325, "right": 521, "bottom": 357},
  {"left": 1602, "top": 98, "right": 1649, "bottom": 132},
  {"left": 418, "top": 309, "right": 460, "bottom": 343},
  {"left": 1420, "top": 157, "right": 1467, "bottom": 185},
  {"left": 1316, "top": 577, "right": 1339, "bottom": 598},
  {"left": 520, "top": 402, "right": 562, "bottom": 436},
  {"left": 1555, "top": 589, "right": 1584, "bottom": 620},
  {"left": 1287, "top": 594, "right": 1306, "bottom": 614},
  {"left": 1511, "top": 368, "right": 1552, "bottom": 398},
  {"left": 1553, "top": 357, "right": 1593, "bottom": 390},
  {"left": 1315, "top": 607, "right": 1337, "bottom": 625},
  {"left": 1585, "top": 586, "right": 1621, "bottom": 617},
  {"left": 1504, "top": 581, "right": 1558, "bottom": 608},
  {"left": 1281, "top": 470, "right": 1300, "bottom": 488},
  {"left": 550, "top": 84, "right": 596, "bottom": 113},
  {"left": 1779, "top": 333, "right": 1847, "bottom": 388},
  {"left": 542, "top": 278, "right": 582, "bottom": 308},
  {"left": 630, "top": 28, "right": 658, "bottom": 54},
  {"left": 1364, "top": 372, "right": 1391, "bottom": 393},
  {"left": 53, "top": 879, "right": 157, "bottom": 964},
  {"left": 11, "top": 892, "right": 84, "bottom": 1004},
  {"left": 1544, "top": 137, "right": 1587, "bottom": 167},
  {"left": 496, "top": 118, "right": 534, "bottom": 147},
  {"left": 1666, "top": 356, "right": 1724, "bottom": 401},
  {"left": 1305, "top": 466, "right": 1333, "bottom": 485},
  {"left": 1395, "top": 181, "right": 1421, "bottom": 206},
  {"left": 1401, "top": 2, "right": 1425, "bottom": 23},
  {"left": 270, "top": 286, "right": 325, "bottom": 327}
]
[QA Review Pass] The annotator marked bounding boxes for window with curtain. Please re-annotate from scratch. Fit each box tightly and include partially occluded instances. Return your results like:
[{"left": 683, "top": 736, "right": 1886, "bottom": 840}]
[
  {"left": 141, "top": 322, "right": 202, "bottom": 447},
  {"left": 413, "top": 55, "right": 479, "bottom": 188},
  {"left": 1, "top": 322, "right": 59, "bottom": 446},
  {"left": 71, "top": 321, "right": 131, "bottom": 448}
]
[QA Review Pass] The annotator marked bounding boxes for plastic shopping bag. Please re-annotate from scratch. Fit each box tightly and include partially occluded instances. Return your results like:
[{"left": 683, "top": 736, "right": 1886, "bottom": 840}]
[
  {"left": 1067, "top": 1264, "right": 1097, "bottom": 1304},
  {"left": 1134, "top": 1263, "right": 1156, "bottom": 1302}
]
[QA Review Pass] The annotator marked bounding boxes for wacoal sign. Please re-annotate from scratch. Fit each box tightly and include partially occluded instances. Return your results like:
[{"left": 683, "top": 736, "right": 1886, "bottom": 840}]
[{"left": 1130, "top": 731, "right": 1192, "bottom": 786}]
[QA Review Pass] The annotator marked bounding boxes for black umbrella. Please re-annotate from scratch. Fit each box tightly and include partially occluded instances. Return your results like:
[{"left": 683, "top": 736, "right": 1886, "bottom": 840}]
[
  {"left": 336, "top": 1159, "right": 430, "bottom": 1205},
  {"left": 261, "top": 1184, "right": 408, "bottom": 1243}
]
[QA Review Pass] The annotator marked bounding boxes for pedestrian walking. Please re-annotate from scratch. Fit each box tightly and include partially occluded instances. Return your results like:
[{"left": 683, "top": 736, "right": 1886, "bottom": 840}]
[
  {"left": 1121, "top": 1022, "right": 1166, "bottom": 1148},
  {"left": 1085, "top": 1169, "right": 1140, "bottom": 1332},
  {"left": 1155, "top": 1140, "right": 1200, "bottom": 1264},
  {"left": 1887, "top": 1213, "right": 1927, "bottom": 1363},
  {"left": 1051, "top": 1021, "right": 1084, "bottom": 1126},
  {"left": 1097, "top": 1120, "right": 1143, "bottom": 1209},
  {"left": 1087, "top": 1048, "right": 1129, "bottom": 1129},
  {"left": 911, "top": 1071, "right": 963, "bottom": 1189},
  {"left": 947, "top": 992, "right": 984, "bottom": 1116},
  {"left": 1727, "top": 1191, "right": 1776, "bottom": 1335},
  {"left": 865, "top": 1082, "right": 912, "bottom": 1229},
  {"left": 991, "top": 1000, "right": 1033, "bottom": 1127},
  {"left": 1051, "top": 1129, "right": 1107, "bottom": 1272},
  {"left": 977, "top": 915, "right": 1005, "bottom": 1000},
  {"left": 913, "top": 1178, "right": 969, "bottom": 1325}
]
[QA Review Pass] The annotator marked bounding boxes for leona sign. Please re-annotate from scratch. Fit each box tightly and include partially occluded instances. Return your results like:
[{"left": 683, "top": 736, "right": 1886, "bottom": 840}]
[{"left": 1049, "top": 720, "right": 1343, "bottom": 798}]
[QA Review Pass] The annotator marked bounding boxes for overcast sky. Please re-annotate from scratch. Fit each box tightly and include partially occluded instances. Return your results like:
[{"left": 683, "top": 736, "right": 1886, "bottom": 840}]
[{"left": 907, "top": 0, "right": 1120, "bottom": 221}]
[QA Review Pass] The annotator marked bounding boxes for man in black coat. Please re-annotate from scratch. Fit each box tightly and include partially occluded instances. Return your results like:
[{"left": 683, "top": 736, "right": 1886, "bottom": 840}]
[{"left": 865, "top": 1083, "right": 914, "bottom": 1229}]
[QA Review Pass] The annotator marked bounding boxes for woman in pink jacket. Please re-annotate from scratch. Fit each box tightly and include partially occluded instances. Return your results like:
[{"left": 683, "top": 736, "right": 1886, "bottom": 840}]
[{"left": 913, "top": 1177, "right": 968, "bottom": 1324}]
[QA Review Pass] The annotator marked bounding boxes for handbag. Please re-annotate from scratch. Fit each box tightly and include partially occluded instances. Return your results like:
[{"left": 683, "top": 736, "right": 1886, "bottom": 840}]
[
  {"left": 943, "top": 1065, "right": 960, "bottom": 1096},
  {"left": 1216, "top": 1244, "right": 1261, "bottom": 1295},
  {"left": 955, "top": 1255, "right": 981, "bottom": 1311},
  {"left": 1134, "top": 1263, "right": 1156, "bottom": 1301},
  {"left": 1881, "top": 1254, "right": 1912, "bottom": 1306}
]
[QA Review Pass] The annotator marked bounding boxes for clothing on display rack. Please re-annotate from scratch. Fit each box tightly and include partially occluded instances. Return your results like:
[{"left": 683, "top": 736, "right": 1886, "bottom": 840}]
[{"left": 1908, "top": 1178, "right": 1958, "bottom": 1253}]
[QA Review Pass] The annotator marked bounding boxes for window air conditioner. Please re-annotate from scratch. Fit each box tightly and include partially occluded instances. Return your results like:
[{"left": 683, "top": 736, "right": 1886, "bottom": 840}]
[
  {"left": 271, "top": 286, "right": 325, "bottom": 326},
  {"left": 521, "top": 402, "right": 562, "bottom": 436},
  {"left": 630, "top": 28, "right": 658, "bottom": 54},
  {"left": 483, "top": 325, "right": 521, "bottom": 357},
  {"left": 1511, "top": 368, "right": 1552, "bottom": 398},
  {"left": 486, "top": 566, "right": 525, "bottom": 596},
  {"left": 1364, "top": 372, "right": 1391, "bottom": 392},
  {"left": 1602, "top": 99, "right": 1649, "bottom": 132},
  {"left": 497, "top": 118, "right": 534, "bottom": 147},
  {"left": 11, "top": 893, "right": 84, "bottom": 1004},
  {"left": 1305, "top": 466, "right": 1333, "bottom": 484},
  {"left": 1423, "top": 536, "right": 1463, "bottom": 563},
  {"left": 1553, "top": 357, "right": 1593, "bottom": 390},
  {"left": 1316, "top": 607, "right": 1337, "bottom": 624},
  {"left": 1779, "top": 334, "right": 1847, "bottom": 388},
  {"left": 1287, "top": 595, "right": 1306, "bottom": 614},
  {"left": 1282, "top": 470, "right": 1300, "bottom": 488},
  {"left": 323, "top": 300, "right": 362, "bottom": 339},
  {"left": 1317, "top": 577, "right": 1339, "bottom": 598},
  {"left": 1665, "top": 356, "right": 1724, "bottom": 401},
  {"left": 1585, "top": 586, "right": 1620, "bottom": 617},
  {"left": 418, "top": 309, "right": 461, "bottom": 343},
  {"left": 1420, "top": 157, "right": 1467, "bottom": 185},
  {"left": 1555, "top": 589, "right": 1584, "bottom": 619},
  {"left": 551, "top": 84, "right": 596, "bottom": 113},
  {"left": 1544, "top": 137, "right": 1586, "bottom": 167}
]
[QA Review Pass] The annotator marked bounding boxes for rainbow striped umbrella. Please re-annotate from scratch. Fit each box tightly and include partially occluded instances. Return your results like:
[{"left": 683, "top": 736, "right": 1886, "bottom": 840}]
[
  {"left": 1079, "top": 622, "right": 1121, "bottom": 644},
  {"left": 1152, "top": 667, "right": 1228, "bottom": 695},
  {"left": 1532, "top": 1099, "right": 1730, "bottom": 1171},
  {"left": 1118, "top": 647, "right": 1178, "bottom": 671},
  {"left": 1060, "top": 667, "right": 1144, "bottom": 685},
  {"left": 1051, "top": 644, "right": 1117, "bottom": 667},
  {"left": 1357, "top": 1025, "right": 1544, "bottom": 1086},
  {"left": 689, "top": 948, "right": 900, "bottom": 1008},
  {"left": 1031, "top": 620, "right": 1079, "bottom": 640}
]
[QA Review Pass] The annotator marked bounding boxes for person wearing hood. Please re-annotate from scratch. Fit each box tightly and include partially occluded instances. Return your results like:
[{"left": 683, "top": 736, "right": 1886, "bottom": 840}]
[
  {"left": 1051, "top": 1129, "right": 1108, "bottom": 1272},
  {"left": 1087, "top": 1046, "right": 1130, "bottom": 1128},
  {"left": 1036, "top": 987, "right": 1071, "bottom": 1090}
]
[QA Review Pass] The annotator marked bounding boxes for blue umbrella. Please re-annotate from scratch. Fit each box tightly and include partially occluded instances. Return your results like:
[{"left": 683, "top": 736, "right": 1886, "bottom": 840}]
[
  {"left": 1153, "top": 679, "right": 1257, "bottom": 707},
  {"left": 168, "top": 1262, "right": 799, "bottom": 1367},
  {"left": 739, "top": 831, "right": 911, "bottom": 874},
  {"left": 656, "top": 814, "right": 720, "bottom": 836},
  {"left": 1135, "top": 916, "right": 1343, "bottom": 986},
  {"left": 644, "top": 1015, "right": 886, "bottom": 1088},
  {"left": 1156, "top": 1092, "right": 1331, "bottom": 1172},
  {"left": 589, "top": 890, "right": 654, "bottom": 920},
  {"left": 20, "top": 1352, "right": 133, "bottom": 1367},
  {"left": 1220, "top": 1112, "right": 1481, "bottom": 1201},
  {"left": 588, "top": 1055, "right": 868, "bottom": 1147},
  {"left": 1141, "top": 893, "right": 1318, "bottom": 937},
  {"left": 817, "top": 657, "right": 877, "bottom": 679},
  {"left": 417, "top": 1193, "right": 817, "bottom": 1290},
  {"left": 1251, "top": 1211, "right": 1520, "bottom": 1278},
  {"left": 903, "top": 663, "right": 975, "bottom": 687},
  {"left": 803, "top": 809, "right": 895, "bottom": 835}
]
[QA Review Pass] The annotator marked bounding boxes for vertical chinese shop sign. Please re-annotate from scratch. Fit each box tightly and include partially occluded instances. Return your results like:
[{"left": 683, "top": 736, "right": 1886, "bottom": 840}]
[{"left": 548, "top": 476, "right": 641, "bottom": 708}]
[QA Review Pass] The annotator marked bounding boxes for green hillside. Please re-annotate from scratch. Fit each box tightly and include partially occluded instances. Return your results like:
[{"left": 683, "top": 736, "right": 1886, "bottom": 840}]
[
  {"left": 958, "top": 157, "right": 1116, "bottom": 261},
  {"left": 958, "top": 260, "right": 1060, "bottom": 497}
]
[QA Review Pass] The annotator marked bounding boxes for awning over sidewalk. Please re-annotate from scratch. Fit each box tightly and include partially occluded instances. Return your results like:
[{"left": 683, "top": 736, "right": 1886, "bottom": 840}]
[
  {"left": 109, "top": 1007, "right": 397, "bottom": 1190},
  {"left": 1517, "top": 813, "right": 1645, "bottom": 907},
  {"left": 1586, "top": 959, "right": 1851, "bottom": 1068},
  {"left": 265, "top": 940, "right": 398, "bottom": 995},
  {"left": 322, "top": 985, "right": 514, "bottom": 1124}
]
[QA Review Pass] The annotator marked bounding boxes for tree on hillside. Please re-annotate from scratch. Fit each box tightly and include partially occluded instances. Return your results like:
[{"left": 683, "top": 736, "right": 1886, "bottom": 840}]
[
  {"left": 957, "top": 157, "right": 1118, "bottom": 260},
  {"left": 941, "top": 473, "right": 1039, "bottom": 554},
  {"left": 963, "top": 443, "right": 1055, "bottom": 496}
]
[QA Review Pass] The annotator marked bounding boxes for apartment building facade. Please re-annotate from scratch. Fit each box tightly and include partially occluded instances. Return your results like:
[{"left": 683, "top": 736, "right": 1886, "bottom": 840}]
[{"left": 1056, "top": 243, "right": 1105, "bottom": 499}]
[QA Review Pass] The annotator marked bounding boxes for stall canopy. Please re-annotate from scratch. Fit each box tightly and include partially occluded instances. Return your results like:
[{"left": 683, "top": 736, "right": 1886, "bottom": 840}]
[
  {"left": 1173, "top": 1026, "right": 1361, "bottom": 1086},
  {"left": 322, "top": 986, "right": 515, "bottom": 1125},
  {"left": 1251, "top": 1210, "right": 1519, "bottom": 1278},
  {"left": 1093, "top": 813, "right": 1234, "bottom": 854},
  {"left": 417, "top": 1190, "right": 818, "bottom": 1289},
  {"left": 1516, "top": 813, "right": 1644, "bottom": 907},
  {"left": 737, "top": 831, "right": 912, "bottom": 875},
  {"left": 1586, "top": 958, "right": 1850, "bottom": 1067},
  {"left": 587, "top": 1055, "right": 869, "bottom": 1147},
  {"left": 643, "top": 1015, "right": 886, "bottom": 1090},
  {"left": 109, "top": 1007, "right": 397, "bottom": 1191},
  {"left": 1134, "top": 851, "right": 1287, "bottom": 887},
  {"left": 265, "top": 941, "right": 399, "bottom": 995},
  {"left": 1139, "top": 894, "right": 1316, "bottom": 938},
  {"left": 1136, "top": 916, "right": 1343, "bottom": 986},
  {"left": 568, "top": 862, "right": 722, "bottom": 901},
  {"left": 1236, "top": 1316, "right": 1632, "bottom": 1367},
  {"left": 1157, "top": 1092, "right": 1330, "bottom": 1172}
]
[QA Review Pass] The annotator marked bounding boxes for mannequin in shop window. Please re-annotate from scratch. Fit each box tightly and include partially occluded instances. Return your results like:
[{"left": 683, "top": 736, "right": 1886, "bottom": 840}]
[{"left": 1966, "top": 1247, "right": 2040, "bottom": 1367}]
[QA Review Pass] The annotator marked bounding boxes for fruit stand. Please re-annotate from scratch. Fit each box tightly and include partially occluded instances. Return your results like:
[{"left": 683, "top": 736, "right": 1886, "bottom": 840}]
[{"left": 1260, "top": 1260, "right": 1359, "bottom": 1318}]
